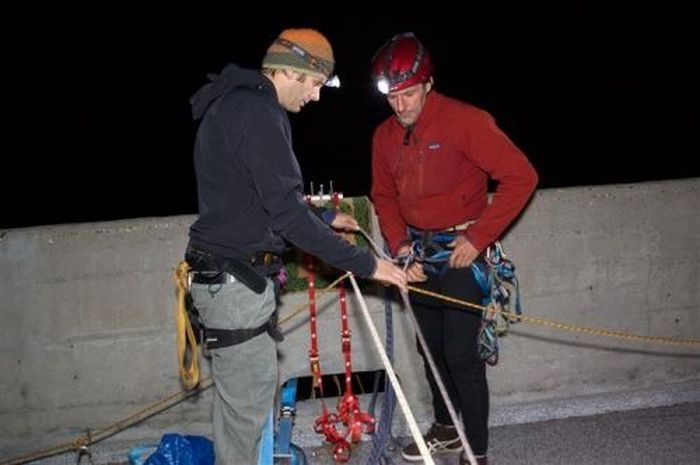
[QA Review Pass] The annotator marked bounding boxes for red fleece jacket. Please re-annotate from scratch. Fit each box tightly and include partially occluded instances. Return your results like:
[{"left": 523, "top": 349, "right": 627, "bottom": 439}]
[{"left": 371, "top": 91, "right": 538, "bottom": 255}]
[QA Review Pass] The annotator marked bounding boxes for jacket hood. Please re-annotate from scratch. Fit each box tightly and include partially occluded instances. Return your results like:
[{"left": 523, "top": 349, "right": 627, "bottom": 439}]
[{"left": 190, "top": 64, "right": 271, "bottom": 120}]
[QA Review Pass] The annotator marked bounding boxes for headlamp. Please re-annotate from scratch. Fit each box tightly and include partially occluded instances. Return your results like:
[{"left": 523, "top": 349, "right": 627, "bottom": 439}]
[
  {"left": 376, "top": 76, "right": 390, "bottom": 95},
  {"left": 325, "top": 75, "right": 341, "bottom": 88}
]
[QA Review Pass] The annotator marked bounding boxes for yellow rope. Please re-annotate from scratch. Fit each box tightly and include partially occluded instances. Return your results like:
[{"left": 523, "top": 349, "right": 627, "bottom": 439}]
[
  {"left": 277, "top": 272, "right": 351, "bottom": 326},
  {"left": 279, "top": 277, "right": 700, "bottom": 348},
  {"left": 408, "top": 285, "right": 700, "bottom": 348},
  {"left": 0, "top": 379, "right": 214, "bottom": 465},
  {"left": 174, "top": 261, "right": 200, "bottom": 390}
]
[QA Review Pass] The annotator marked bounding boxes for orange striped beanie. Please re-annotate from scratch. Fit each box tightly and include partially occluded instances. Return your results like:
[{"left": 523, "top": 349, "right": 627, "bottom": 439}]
[{"left": 262, "top": 28, "right": 335, "bottom": 79}]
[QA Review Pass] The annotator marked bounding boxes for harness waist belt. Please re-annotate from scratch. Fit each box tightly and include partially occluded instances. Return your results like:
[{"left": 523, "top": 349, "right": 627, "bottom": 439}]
[
  {"left": 204, "top": 324, "right": 270, "bottom": 349},
  {"left": 185, "top": 244, "right": 267, "bottom": 294},
  {"left": 203, "top": 318, "right": 283, "bottom": 349}
]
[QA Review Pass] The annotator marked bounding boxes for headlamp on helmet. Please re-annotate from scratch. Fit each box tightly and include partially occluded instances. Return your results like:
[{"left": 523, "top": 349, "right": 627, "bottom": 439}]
[{"left": 371, "top": 32, "right": 433, "bottom": 94}]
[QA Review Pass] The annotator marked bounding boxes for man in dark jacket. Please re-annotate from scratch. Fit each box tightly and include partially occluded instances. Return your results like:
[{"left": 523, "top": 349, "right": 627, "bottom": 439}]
[{"left": 185, "top": 28, "right": 407, "bottom": 464}]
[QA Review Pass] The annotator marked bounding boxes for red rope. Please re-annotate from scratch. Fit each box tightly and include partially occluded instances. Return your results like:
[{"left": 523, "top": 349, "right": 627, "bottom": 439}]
[{"left": 307, "top": 258, "right": 323, "bottom": 396}]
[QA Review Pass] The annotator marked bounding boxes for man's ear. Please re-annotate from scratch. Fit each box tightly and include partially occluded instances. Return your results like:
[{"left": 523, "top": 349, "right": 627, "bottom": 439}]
[{"left": 425, "top": 78, "right": 434, "bottom": 93}]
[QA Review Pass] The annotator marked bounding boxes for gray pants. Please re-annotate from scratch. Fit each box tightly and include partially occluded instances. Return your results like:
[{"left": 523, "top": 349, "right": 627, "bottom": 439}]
[{"left": 190, "top": 278, "right": 277, "bottom": 465}]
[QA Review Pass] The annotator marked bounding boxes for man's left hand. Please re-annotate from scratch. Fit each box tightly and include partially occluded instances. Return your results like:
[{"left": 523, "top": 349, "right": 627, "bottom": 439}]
[
  {"left": 331, "top": 213, "right": 359, "bottom": 231},
  {"left": 448, "top": 235, "right": 479, "bottom": 268}
]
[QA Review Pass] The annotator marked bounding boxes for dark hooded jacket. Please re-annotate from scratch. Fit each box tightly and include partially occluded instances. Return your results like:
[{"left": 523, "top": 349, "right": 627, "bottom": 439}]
[{"left": 187, "top": 64, "right": 375, "bottom": 278}]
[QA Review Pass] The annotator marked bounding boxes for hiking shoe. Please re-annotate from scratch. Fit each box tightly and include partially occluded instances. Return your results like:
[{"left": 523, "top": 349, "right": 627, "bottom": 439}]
[
  {"left": 460, "top": 452, "right": 488, "bottom": 465},
  {"left": 401, "top": 423, "right": 463, "bottom": 462}
]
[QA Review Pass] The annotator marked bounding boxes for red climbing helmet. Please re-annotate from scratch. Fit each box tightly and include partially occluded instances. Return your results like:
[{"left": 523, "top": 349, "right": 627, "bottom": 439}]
[{"left": 371, "top": 32, "right": 433, "bottom": 94}]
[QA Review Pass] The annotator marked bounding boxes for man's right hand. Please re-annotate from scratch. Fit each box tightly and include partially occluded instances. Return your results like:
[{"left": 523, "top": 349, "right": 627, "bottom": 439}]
[
  {"left": 371, "top": 259, "right": 408, "bottom": 293},
  {"left": 396, "top": 245, "right": 428, "bottom": 283}
]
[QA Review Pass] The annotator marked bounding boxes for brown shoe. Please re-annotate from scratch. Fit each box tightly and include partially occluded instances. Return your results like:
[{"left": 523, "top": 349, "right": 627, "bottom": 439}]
[
  {"left": 401, "top": 423, "right": 463, "bottom": 462},
  {"left": 460, "top": 452, "right": 488, "bottom": 465}
]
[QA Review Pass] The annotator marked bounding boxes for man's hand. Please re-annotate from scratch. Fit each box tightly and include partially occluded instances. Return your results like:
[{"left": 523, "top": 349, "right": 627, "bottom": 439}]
[
  {"left": 396, "top": 245, "right": 427, "bottom": 283},
  {"left": 330, "top": 213, "right": 359, "bottom": 231},
  {"left": 372, "top": 258, "right": 408, "bottom": 292},
  {"left": 448, "top": 235, "right": 479, "bottom": 268}
]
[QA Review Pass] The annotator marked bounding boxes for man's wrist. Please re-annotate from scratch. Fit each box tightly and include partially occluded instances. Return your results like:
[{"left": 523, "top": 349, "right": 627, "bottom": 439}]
[{"left": 321, "top": 210, "right": 337, "bottom": 225}]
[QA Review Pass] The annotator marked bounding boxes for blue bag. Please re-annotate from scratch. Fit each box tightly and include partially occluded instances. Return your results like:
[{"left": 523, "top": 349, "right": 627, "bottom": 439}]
[{"left": 133, "top": 434, "right": 213, "bottom": 465}]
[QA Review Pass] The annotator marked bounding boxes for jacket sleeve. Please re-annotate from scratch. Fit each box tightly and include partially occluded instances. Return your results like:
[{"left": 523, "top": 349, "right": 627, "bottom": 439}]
[
  {"left": 461, "top": 111, "right": 538, "bottom": 251},
  {"left": 308, "top": 204, "right": 337, "bottom": 224},
  {"left": 371, "top": 128, "right": 409, "bottom": 256},
  {"left": 239, "top": 99, "right": 376, "bottom": 278}
]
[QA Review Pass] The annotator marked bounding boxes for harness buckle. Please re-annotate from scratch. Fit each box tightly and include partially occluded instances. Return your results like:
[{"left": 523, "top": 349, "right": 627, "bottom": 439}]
[{"left": 251, "top": 251, "right": 280, "bottom": 267}]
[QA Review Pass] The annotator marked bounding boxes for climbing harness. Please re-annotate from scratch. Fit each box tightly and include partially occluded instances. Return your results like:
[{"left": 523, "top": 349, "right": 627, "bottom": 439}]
[
  {"left": 174, "top": 260, "right": 284, "bottom": 390},
  {"left": 403, "top": 227, "right": 523, "bottom": 366},
  {"left": 402, "top": 228, "right": 459, "bottom": 276}
]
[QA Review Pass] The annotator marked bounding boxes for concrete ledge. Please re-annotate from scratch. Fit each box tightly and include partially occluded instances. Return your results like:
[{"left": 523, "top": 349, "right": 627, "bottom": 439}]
[{"left": 1, "top": 179, "right": 699, "bottom": 461}]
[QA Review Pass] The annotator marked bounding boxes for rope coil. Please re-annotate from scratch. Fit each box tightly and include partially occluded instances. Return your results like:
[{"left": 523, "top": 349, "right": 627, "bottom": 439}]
[{"left": 174, "top": 260, "right": 200, "bottom": 390}]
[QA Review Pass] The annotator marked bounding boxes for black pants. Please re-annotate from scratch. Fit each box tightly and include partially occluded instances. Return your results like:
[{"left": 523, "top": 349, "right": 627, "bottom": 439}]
[{"left": 410, "top": 265, "right": 489, "bottom": 455}]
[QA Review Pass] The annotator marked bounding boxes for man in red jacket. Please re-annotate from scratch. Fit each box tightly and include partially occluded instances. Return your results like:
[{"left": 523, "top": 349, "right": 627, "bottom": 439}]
[{"left": 370, "top": 32, "right": 538, "bottom": 465}]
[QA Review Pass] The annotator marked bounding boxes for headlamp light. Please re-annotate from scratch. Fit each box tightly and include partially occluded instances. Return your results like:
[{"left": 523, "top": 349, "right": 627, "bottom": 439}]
[
  {"left": 376, "top": 76, "right": 390, "bottom": 95},
  {"left": 325, "top": 75, "right": 341, "bottom": 88}
]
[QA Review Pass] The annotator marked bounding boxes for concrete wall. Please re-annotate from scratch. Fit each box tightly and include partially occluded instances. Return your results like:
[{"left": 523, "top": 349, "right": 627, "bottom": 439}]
[{"left": 1, "top": 179, "right": 699, "bottom": 458}]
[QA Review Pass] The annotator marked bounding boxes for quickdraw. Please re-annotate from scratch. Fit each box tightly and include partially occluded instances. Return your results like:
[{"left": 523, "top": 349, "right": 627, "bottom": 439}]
[
  {"left": 306, "top": 192, "right": 375, "bottom": 463},
  {"left": 403, "top": 228, "right": 523, "bottom": 366}
]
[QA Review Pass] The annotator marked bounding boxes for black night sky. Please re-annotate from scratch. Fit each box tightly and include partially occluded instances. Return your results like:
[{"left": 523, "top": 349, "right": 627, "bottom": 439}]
[{"left": 4, "top": 4, "right": 698, "bottom": 229}]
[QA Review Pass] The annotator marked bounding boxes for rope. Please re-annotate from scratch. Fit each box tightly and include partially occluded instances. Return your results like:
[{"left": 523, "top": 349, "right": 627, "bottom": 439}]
[
  {"left": 408, "top": 286, "right": 700, "bottom": 348},
  {"left": 347, "top": 275, "right": 436, "bottom": 465},
  {"left": 398, "top": 289, "right": 478, "bottom": 465},
  {"left": 174, "top": 261, "right": 201, "bottom": 390},
  {"left": 0, "top": 379, "right": 214, "bottom": 465},
  {"left": 278, "top": 273, "right": 351, "bottom": 326},
  {"left": 283, "top": 246, "right": 700, "bottom": 351},
  {"left": 365, "top": 284, "right": 397, "bottom": 465},
  {"left": 308, "top": 193, "right": 377, "bottom": 463}
]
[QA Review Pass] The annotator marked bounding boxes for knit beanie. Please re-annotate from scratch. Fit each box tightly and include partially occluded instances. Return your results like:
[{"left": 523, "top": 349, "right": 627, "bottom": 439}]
[{"left": 262, "top": 28, "right": 335, "bottom": 79}]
